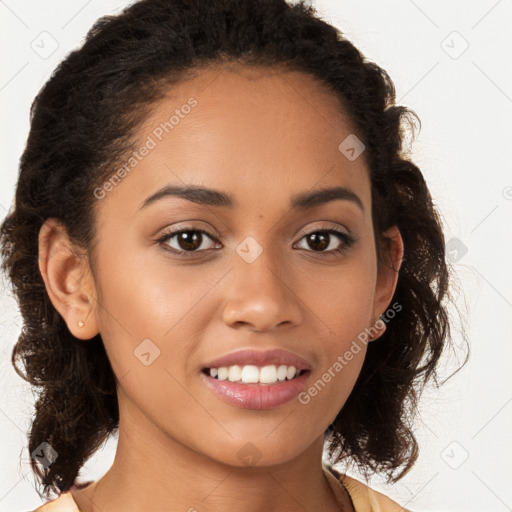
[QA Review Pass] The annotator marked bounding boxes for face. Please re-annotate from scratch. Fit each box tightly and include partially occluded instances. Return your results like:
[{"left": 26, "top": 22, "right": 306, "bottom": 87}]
[{"left": 55, "top": 64, "right": 401, "bottom": 468}]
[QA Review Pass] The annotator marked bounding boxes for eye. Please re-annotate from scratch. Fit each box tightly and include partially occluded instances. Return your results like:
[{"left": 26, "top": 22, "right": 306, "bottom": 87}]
[
  {"left": 157, "top": 227, "right": 221, "bottom": 256},
  {"left": 294, "top": 228, "right": 355, "bottom": 255},
  {"left": 157, "top": 226, "right": 356, "bottom": 257}
]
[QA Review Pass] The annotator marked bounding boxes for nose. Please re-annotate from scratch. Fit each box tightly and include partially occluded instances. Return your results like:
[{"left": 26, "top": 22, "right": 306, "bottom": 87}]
[{"left": 221, "top": 250, "right": 303, "bottom": 332}]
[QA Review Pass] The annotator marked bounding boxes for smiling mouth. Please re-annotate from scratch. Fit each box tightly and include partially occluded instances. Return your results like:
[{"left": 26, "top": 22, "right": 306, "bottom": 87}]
[{"left": 201, "top": 364, "right": 308, "bottom": 385}]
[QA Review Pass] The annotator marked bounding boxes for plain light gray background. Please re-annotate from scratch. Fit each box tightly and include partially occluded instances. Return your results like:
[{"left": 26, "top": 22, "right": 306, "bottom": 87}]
[{"left": 1, "top": 1, "right": 511, "bottom": 511}]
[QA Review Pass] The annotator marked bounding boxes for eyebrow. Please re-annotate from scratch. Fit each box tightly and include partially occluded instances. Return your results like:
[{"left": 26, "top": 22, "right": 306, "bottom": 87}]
[{"left": 140, "top": 184, "right": 365, "bottom": 213}]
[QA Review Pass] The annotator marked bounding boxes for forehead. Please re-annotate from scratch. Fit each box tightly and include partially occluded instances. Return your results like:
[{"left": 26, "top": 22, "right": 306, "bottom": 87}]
[{"left": 99, "top": 63, "right": 371, "bottom": 217}]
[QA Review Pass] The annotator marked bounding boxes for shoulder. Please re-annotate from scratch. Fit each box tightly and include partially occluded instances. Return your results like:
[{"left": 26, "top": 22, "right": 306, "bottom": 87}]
[
  {"left": 31, "top": 480, "right": 94, "bottom": 511},
  {"left": 341, "top": 474, "right": 410, "bottom": 511},
  {"left": 32, "top": 491, "right": 80, "bottom": 512},
  {"left": 324, "top": 463, "right": 410, "bottom": 512}
]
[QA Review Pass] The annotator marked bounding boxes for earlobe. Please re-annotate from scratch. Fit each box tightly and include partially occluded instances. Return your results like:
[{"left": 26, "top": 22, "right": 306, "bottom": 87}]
[
  {"left": 38, "top": 218, "right": 99, "bottom": 340},
  {"left": 367, "top": 317, "right": 387, "bottom": 342},
  {"left": 372, "top": 225, "right": 404, "bottom": 331}
]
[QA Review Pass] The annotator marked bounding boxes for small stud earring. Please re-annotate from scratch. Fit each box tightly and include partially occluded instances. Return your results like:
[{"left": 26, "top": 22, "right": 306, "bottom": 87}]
[{"left": 78, "top": 320, "right": 85, "bottom": 328}]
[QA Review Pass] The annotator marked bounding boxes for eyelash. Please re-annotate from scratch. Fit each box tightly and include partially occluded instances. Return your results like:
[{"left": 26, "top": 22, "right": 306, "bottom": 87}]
[{"left": 156, "top": 226, "right": 356, "bottom": 258}]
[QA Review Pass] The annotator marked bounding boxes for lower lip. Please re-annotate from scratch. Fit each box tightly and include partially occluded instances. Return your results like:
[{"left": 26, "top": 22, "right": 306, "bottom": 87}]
[{"left": 201, "top": 371, "right": 311, "bottom": 410}]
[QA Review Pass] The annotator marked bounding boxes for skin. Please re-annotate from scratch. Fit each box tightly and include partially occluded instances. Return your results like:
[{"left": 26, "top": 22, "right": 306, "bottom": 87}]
[{"left": 38, "top": 63, "right": 403, "bottom": 512}]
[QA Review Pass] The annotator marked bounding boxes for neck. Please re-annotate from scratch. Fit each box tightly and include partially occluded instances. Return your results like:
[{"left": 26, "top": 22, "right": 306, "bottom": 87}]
[{"left": 71, "top": 392, "right": 348, "bottom": 512}]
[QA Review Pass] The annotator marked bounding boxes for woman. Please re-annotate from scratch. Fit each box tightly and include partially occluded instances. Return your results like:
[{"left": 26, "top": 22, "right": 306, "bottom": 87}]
[{"left": 1, "top": 0, "right": 454, "bottom": 510}]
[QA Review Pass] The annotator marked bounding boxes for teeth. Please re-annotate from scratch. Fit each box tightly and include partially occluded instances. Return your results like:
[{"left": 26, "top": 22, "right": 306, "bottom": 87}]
[
  {"left": 217, "top": 367, "right": 229, "bottom": 381},
  {"left": 228, "top": 365, "right": 242, "bottom": 382},
  {"left": 259, "top": 365, "right": 277, "bottom": 383},
  {"left": 286, "top": 366, "right": 297, "bottom": 380},
  {"left": 208, "top": 364, "right": 302, "bottom": 384},
  {"left": 277, "top": 364, "right": 288, "bottom": 381},
  {"left": 241, "top": 365, "right": 259, "bottom": 383}
]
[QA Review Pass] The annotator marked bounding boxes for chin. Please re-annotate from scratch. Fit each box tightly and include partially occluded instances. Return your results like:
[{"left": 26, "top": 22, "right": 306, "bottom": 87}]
[{"left": 199, "top": 432, "right": 317, "bottom": 469}]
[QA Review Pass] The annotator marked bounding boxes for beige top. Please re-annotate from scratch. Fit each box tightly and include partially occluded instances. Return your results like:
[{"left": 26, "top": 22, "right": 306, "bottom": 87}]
[
  {"left": 323, "top": 464, "right": 410, "bottom": 512},
  {"left": 32, "top": 464, "right": 409, "bottom": 511}
]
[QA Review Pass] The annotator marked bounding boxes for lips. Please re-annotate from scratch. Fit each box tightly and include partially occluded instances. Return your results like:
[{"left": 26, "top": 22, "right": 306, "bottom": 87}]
[
  {"left": 200, "top": 348, "right": 312, "bottom": 409},
  {"left": 202, "top": 348, "right": 312, "bottom": 372}
]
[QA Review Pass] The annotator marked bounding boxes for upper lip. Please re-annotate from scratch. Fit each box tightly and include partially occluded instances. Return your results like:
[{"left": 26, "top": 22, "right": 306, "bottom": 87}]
[{"left": 202, "top": 348, "right": 312, "bottom": 371}]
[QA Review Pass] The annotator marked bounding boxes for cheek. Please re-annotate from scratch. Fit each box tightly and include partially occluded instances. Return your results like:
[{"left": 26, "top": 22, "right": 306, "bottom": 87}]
[
  {"left": 91, "top": 239, "right": 232, "bottom": 410},
  {"left": 94, "top": 238, "right": 215, "bottom": 342},
  {"left": 91, "top": 247, "right": 216, "bottom": 448},
  {"left": 296, "top": 256, "right": 376, "bottom": 415},
  {"left": 301, "top": 255, "right": 376, "bottom": 342},
  {"left": 295, "top": 282, "right": 371, "bottom": 432}
]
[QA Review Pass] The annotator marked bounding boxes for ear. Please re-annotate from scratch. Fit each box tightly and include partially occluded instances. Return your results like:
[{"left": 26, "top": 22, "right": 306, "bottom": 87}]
[
  {"left": 372, "top": 225, "right": 404, "bottom": 325},
  {"left": 38, "top": 218, "right": 99, "bottom": 340}
]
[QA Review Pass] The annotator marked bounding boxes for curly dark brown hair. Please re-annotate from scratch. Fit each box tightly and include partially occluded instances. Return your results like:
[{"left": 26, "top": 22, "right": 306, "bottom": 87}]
[{"left": 1, "top": 0, "right": 463, "bottom": 499}]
